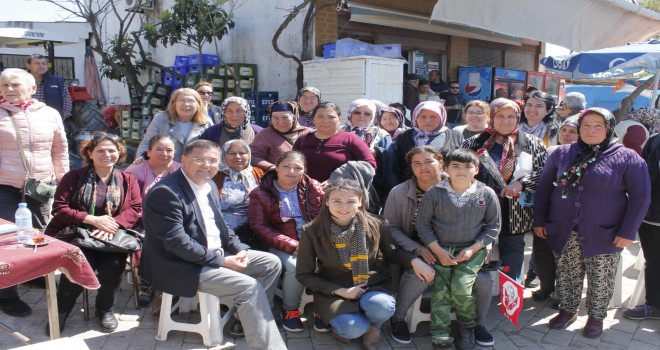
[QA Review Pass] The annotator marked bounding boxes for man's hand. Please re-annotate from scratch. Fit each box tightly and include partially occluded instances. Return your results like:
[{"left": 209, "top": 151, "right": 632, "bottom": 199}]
[
  {"left": 455, "top": 242, "right": 483, "bottom": 263},
  {"left": 223, "top": 250, "right": 250, "bottom": 271}
]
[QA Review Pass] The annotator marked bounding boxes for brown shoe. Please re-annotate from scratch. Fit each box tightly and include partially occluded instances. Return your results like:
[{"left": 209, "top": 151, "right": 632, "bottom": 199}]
[
  {"left": 548, "top": 310, "right": 577, "bottom": 329},
  {"left": 582, "top": 317, "right": 603, "bottom": 338},
  {"left": 362, "top": 326, "right": 381, "bottom": 350}
]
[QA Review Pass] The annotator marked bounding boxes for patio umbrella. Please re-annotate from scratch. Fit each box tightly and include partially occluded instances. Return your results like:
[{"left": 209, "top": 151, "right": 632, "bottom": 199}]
[
  {"left": 540, "top": 41, "right": 660, "bottom": 107},
  {"left": 84, "top": 47, "right": 105, "bottom": 104}
]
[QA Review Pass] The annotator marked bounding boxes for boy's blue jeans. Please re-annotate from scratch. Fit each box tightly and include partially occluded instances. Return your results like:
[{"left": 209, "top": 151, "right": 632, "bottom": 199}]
[
  {"left": 431, "top": 245, "right": 487, "bottom": 338},
  {"left": 329, "top": 291, "right": 395, "bottom": 339}
]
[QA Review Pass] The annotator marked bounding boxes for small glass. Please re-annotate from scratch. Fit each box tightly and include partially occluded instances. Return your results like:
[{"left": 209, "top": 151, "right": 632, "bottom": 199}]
[{"left": 32, "top": 229, "right": 45, "bottom": 245}]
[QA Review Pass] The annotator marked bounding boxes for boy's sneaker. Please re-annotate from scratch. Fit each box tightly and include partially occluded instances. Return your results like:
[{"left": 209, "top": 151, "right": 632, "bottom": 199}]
[
  {"left": 389, "top": 318, "right": 412, "bottom": 344},
  {"left": 313, "top": 312, "right": 331, "bottom": 332},
  {"left": 623, "top": 304, "right": 660, "bottom": 320},
  {"left": 474, "top": 325, "right": 494, "bottom": 346},
  {"left": 432, "top": 336, "right": 454, "bottom": 349},
  {"left": 282, "top": 310, "right": 304, "bottom": 332}
]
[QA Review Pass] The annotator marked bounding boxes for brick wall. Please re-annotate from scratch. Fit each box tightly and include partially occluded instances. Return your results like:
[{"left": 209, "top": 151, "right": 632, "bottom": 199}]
[
  {"left": 448, "top": 36, "right": 469, "bottom": 81},
  {"left": 315, "top": 0, "right": 339, "bottom": 56}
]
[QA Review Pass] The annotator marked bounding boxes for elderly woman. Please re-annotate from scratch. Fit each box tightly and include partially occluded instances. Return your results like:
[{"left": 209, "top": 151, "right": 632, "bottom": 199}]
[
  {"left": 46, "top": 132, "right": 141, "bottom": 332},
  {"left": 0, "top": 68, "right": 69, "bottom": 317},
  {"left": 533, "top": 108, "right": 650, "bottom": 338},
  {"left": 454, "top": 100, "right": 490, "bottom": 139},
  {"left": 296, "top": 179, "right": 434, "bottom": 350},
  {"left": 212, "top": 139, "right": 264, "bottom": 248},
  {"left": 520, "top": 90, "right": 560, "bottom": 147},
  {"left": 342, "top": 99, "right": 392, "bottom": 150},
  {"left": 463, "top": 98, "right": 548, "bottom": 283},
  {"left": 199, "top": 96, "right": 262, "bottom": 148},
  {"left": 293, "top": 102, "right": 376, "bottom": 184},
  {"left": 126, "top": 135, "right": 181, "bottom": 199},
  {"left": 248, "top": 151, "right": 324, "bottom": 332},
  {"left": 137, "top": 88, "right": 211, "bottom": 163},
  {"left": 383, "top": 146, "right": 496, "bottom": 346},
  {"left": 194, "top": 81, "right": 222, "bottom": 124},
  {"left": 556, "top": 92, "right": 586, "bottom": 121},
  {"left": 377, "top": 106, "right": 408, "bottom": 141},
  {"left": 395, "top": 101, "right": 464, "bottom": 183},
  {"left": 251, "top": 101, "right": 310, "bottom": 171},
  {"left": 296, "top": 86, "right": 321, "bottom": 128}
]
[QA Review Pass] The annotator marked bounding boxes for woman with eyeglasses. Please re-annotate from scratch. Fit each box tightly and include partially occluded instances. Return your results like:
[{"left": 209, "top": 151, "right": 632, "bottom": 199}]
[
  {"left": 194, "top": 81, "right": 222, "bottom": 124},
  {"left": 296, "top": 179, "right": 434, "bottom": 350},
  {"left": 211, "top": 139, "right": 264, "bottom": 249},
  {"left": 45, "top": 131, "right": 142, "bottom": 333},
  {"left": 0, "top": 68, "right": 69, "bottom": 318},
  {"left": 342, "top": 99, "right": 392, "bottom": 152},
  {"left": 136, "top": 88, "right": 212, "bottom": 163},
  {"left": 454, "top": 100, "right": 490, "bottom": 139},
  {"left": 296, "top": 86, "right": 321, "bottom": 128},
  {"left": 248, "top": 151, "right": 324, "bottom": 332},
  {"left": 199, "top": 96, "right": 263, "bottom": 149},
  {"left": 293, "top": 102, "right": 376, "bottom": 185},
  {"left": 520, "top": 90, "right": 561, "bottom": 147},
  {"left": 251, "top": 101, "right": 310, "bottom": 171}
]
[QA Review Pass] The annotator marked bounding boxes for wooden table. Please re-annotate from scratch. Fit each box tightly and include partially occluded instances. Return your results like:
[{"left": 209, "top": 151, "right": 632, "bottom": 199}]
[{"left": 0, "top": 233, "right": 99, "bottom": 341}]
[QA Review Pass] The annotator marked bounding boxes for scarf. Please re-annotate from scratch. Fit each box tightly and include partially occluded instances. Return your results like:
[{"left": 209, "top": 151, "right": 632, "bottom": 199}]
[
  {"left": 269, "top": 101, "right": 305, "bottom": 144},
  {"left": 0, "top": 97, "right": 37, "bottom": 112},
  {"left": 411, "top": 101, "right": 447, "bottom": 146},
  {"left": 219, "top": 139, "right": 259, "bottom": 193},
  {"left": 297, "top": 86, "right": 321, "bottom": 127},
  {"left": 479, "top": 128, "right": 518, "bottom": 183},
  {"left": 329, "top": 217, "right": 369, "bottom": 286},
  {"left": 554, "top": 107, "right": 616, "bottom": 198},
  {"left": 518, "top": 121, "right": 547, "bottom": 140},
  {"left": 76, "top": 166, "right": 121, "bottom": 216},
  {"left": 220, "top": 97, "right": 251, "bottom": 140}
]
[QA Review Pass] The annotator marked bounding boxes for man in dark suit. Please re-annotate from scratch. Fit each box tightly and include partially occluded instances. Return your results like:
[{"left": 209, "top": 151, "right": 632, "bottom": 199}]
[{"left": 140, "top": 139, "right": 286, "bottom": 349}]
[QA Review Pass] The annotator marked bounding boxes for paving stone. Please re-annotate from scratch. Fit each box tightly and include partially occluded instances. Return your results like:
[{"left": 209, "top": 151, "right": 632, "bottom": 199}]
[
  {"left": 604, "top": 316, "right": 639, "bottom": 334},
  {"left": 627, "top": 340, "right": 660, "bottom": 350},
  {"left": 632, "top": 325, "right": 660, "bottom": 345},
  {"left": 492, "top": 338, "right": 518, "bottom": 350},
  {"left": 518, "top": 327, "right": 544, "bottom": 342},
  {"left": 286, "top": 337, "right": 314, "bottom": 349},
  {"left": 599, "top": 328, "right": 633, "bottom": 347},
  {"left": 541, "top": 329, "right": 574, "bottom": 347}
]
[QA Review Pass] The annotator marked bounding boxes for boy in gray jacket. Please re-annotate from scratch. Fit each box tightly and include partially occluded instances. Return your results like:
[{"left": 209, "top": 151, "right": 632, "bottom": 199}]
[{"left": 417, "top": 148, "right": 501, "bottom": 349}]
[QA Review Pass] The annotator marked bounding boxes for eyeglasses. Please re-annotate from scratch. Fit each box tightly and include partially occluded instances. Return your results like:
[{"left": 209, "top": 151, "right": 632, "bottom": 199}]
[
  {"left": 465, "top": 111, "right": 485, "bottom": 116},
  {"left": 92, "top": 132, "right": 120, "bottom": 141},
  {"left": 197, "top": 91, "right": 213, "bottom": 96},
  {"left": 176, "top": 99, "right": 197, "bottom": 105},
  {"left": 191, "top": 157, "right": 220, "bottom": 166},
  {"left": 450, "top": 86, "right": 460, "bottom": 89},
  {"left": 299, "top": 95, "right": 318, "bottom": 101}
]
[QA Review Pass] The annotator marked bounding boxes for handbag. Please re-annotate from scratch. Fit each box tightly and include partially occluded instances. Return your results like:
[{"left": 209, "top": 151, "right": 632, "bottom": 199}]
[
  {"left": 8, "top": 110, "right": 57, "bottom": 203},
  {"left": 57, "top": 225, "right": 143, "bottom": 253}
]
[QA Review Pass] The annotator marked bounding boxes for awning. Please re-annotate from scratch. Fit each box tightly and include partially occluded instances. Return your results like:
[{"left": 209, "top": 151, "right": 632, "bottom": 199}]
[
  {"left": 430, "top": 0, "right": 660, "bottom": 51},
  {"left": 0, "top": 27, "right": 78, "bottom": 48}
]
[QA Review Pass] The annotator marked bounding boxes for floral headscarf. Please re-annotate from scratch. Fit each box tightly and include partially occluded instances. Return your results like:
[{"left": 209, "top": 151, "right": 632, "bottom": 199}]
[
  {"left": 219, "top": 139, "right": 258, "bottom": 193},
  {"left": 346, "top": 99, "right": 377, "bottom": 128},
  {"left": 412, "top": 101, "right": 447, "bottom": 146},
  {"left": 220, "top": 96, "right": 252, "bottom": 140},
  {"left": 478, "top": 98, "right": 521, "bottom": 183},
  {"left": 297, "top": 86, "right": 321, "bottom": 127},
  {"left": 376, "top": 106, "right": 407, "bottom": 140},
  {"left": 625, "top": 107, "right": 658, "bottom": 131}
]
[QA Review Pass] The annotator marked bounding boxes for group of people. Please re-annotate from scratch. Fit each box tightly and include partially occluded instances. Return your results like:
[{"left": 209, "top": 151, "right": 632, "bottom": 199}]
[{"left": 0, "top": 62, "right": 657, "bottom": 350}]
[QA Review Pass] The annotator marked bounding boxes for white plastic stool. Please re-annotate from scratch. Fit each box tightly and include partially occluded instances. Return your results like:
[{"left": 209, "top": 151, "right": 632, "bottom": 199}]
[
  {"left": 404, "top": 289, "right": 431, "bottom": 333},
  {"left": 156, "top": 292, "right": 235, "bottom": 347}
]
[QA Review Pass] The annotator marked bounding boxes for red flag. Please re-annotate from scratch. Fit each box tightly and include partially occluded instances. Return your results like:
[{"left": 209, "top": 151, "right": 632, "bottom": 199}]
[{"left": 499, "top": 271, "right": 524, "bottom": 326}]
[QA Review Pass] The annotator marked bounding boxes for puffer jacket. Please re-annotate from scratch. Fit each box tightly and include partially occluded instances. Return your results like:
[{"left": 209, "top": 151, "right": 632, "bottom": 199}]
[
  {"left": 0, "top": 100, "right": 69, "bottom": 189},
  {"left": 248, "top": 170, "right": 324, "bottom": 254}
]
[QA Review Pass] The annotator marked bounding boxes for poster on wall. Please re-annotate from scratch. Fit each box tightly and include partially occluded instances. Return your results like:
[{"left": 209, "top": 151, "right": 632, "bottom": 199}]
[
  {"left": 414, "top": 51, "right": 426, "bottom": 76},
  {"left": 428, "top": 61, "right": 439, "bottom": 71},
  {"left": 458, "top": 66, "right": 493, "bottom": 102}
]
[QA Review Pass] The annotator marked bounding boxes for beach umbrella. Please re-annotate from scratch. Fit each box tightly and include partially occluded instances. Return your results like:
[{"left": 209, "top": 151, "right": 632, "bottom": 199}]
[{"left": 540, "top": 41, "right": 660, "bottom": 107}]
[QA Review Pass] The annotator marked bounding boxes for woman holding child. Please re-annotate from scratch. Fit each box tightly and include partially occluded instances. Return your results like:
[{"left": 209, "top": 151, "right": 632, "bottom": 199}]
[
  {"left": 416, "top": 148, "right": 501, "bottom": 349},
  {"left": 296, "top": 179, "right": 434, "bottom": 350}
]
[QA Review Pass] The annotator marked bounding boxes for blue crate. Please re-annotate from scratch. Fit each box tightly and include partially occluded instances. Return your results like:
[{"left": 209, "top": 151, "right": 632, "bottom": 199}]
[
  {"left": 174, "top": 55, "right": 189, "bottom": 67},
  {"left": 188, "top": 54, "right": 219, "bottom": 66},
  {"left": 323, "top": 43, "right": 336, "bottom": 58},
  {"left": 243, "top": 91, "right": 278, "bottom": 128},
  {"left": 188, "top": 64, "right": 207, "bottom": 74},
  {"left": 173, "top": 66, "right": 188, "bottom": 75}
]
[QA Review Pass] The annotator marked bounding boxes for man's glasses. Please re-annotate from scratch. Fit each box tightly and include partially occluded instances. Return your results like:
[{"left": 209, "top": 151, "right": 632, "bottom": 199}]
[
  {"left": 197, "top": 91, "right": 213, "bottom": 96},
  {"left": 191, "top": 157, "right": 220, "bottom": 166}
]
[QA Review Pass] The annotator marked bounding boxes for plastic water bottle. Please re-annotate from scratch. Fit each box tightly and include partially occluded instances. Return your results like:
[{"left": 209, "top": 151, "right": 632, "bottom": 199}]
[{"left": 15, "top": 203, "right": 33, "bottom": 244}]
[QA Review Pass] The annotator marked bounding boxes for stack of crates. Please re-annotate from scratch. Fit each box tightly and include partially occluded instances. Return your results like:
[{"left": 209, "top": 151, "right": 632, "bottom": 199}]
[
  {"left": 221, "top": 63, "right": 258, "bottom": 97},
  {"left": 163, "top": 56, "right": 189, "bottom": 89},
  {"left": 243, "top": 91, "right": 278, "bottom": 128},
  {"left": 119, "top": 107, "right": 143, "bottom": 141},
  {"left": 184, "top": 54, "right": 220, "bottom": 88},
  {"left": 205, "top": 65, "right": 225, "bottom": 104},
  {"left": 137, "top": 82, "right": 170, "bottom": 141}
]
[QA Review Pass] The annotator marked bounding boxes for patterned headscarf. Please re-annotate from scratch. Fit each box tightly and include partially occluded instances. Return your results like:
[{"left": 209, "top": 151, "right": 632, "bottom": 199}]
[
  {"left": 554, "top": 107, "right": 616, "bottom": 198},
  {"left": 297, "top": 86, "right": 322, "bottom": 126},
  {"left": 376, "top": 106, "right": 406, "bottom": 139},
  {"left": 625, "top": 107, "right": 658, "bottom": 131},
  {"left": 219, "top": 139, "right": 259, "bottom": 193},
  {"left": 268, "top": 100, "right": 304, "bottom": 143},
  {"left": 478, "top": 98, "right": 521, "bottom": 183},
  {"left": 412, "top": 101, "right": 447, "bottom": 146},
  {"left": 220, "top": 96, "right": 251, "bottom": 140},
  {"left": 343, "top": 99, "right": 381, "bottom": 147}
]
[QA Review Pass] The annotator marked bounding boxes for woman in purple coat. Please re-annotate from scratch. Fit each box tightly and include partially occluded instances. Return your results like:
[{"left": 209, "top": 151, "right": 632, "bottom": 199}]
[{"left": 533, "top": 108, "right": 650, "bottom": 339}]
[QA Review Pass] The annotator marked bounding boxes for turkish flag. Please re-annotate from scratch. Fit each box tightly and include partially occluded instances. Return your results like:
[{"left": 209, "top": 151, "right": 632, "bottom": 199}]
[{"left": 499, "top": 271, "right": 524, "bottom": 326}]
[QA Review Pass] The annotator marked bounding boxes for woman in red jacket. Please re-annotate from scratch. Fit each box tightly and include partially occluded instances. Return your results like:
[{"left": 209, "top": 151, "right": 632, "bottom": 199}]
[
  {"left": 248, "top": 151, "right": 324, "bottom": 333},
  {"left": 45, "top": 132, "right": 142, "bottom": 333}
]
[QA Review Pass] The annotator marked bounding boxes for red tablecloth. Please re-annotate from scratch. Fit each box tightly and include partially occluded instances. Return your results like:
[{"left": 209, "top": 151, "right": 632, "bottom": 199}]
[{"left": 0, "top": 233, "right": 100, "bottom": 290}]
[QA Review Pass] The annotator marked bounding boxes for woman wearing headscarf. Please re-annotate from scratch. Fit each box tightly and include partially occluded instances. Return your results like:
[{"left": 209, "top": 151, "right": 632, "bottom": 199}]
[
  {"left": 198, "top": 96, "right": 262, "bottom": 149},
  {"left": 296, "top": 86, "right": 321, "bottom": 128},
  {"left": 395, "top": 101, "right": 464, "bottom": 183},
  {"left": 463, "top": 98, "right": 548, "bottom": 283},
  {"left": 533, "top": 108, "right": 650, "bottom": 338},
  {"left": 211, "top": 139, "right": 264, "bottom": 248},
  {"left": 342, "top": 99, "right": 392, "bottom": 151},
  {"left": 520, "top": 90, "right": 560, "bottom": 147},
  {"left": 251, "top": 101, "right": 310, "bottom": 171},
  {"left": 376, "top": 106, "right": 408, "bottom": 141}
]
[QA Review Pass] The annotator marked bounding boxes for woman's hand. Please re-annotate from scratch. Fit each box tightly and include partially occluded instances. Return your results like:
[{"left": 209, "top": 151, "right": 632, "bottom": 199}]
[
  {"left": 414, "top": 246, "right": 437, "bottom": 265},
  {"left": 613, "top": 236, "right": 633, "bottom": 249},
  {"left": 84, "top": 215, "right": 119, "bottom": 233},
  {"left": 132, "top": 156, "right": 145, "bottom": 165},
  {"left": 411, "top": 259, "right": 435, "bottom": 284},
  {"left": 533, "top": 226, "right": 547, "bottom": 239},
  {"left": 90, "top": 229, "right": 114, "bottom": 241},
  {"left": 501, "top": 180, "right": 523, "bottom": 199},
  {"left": 333, "top": 283, "right": 368, "bottom": 300}
]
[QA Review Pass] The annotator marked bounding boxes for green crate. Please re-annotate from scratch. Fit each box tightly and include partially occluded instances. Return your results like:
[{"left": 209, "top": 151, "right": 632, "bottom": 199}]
[
  {"left": 185, "top": 72, "right": 201, "bottom": 87},
  {"left": 206, "top": 65, "right": 222, "bottom": 75},
  {"left": 120, "top": 127, "right": 131, "bottom": 139},
  {"left": 211, "top": 91, "right": 223, "bottom": 102}
]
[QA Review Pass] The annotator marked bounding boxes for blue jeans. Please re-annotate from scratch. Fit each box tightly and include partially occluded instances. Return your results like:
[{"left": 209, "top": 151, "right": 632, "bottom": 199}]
[
  {"left": 269, "top": 247, "right": 304, "bottom": 311},
  {"left": 329, "top": 291, "right": 395, "bottom": 339},
  {"left": 499, "top": 233, "right": 527, "bottom": 283}
]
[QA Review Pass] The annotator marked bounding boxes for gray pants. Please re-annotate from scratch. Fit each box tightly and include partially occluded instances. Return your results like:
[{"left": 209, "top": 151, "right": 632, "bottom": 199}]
[
  {"left": 198, "top": 250, "right": 286, "bottom": 350},
  {"left": 393, "top": 268, "right": 492, "bottom": 326}
]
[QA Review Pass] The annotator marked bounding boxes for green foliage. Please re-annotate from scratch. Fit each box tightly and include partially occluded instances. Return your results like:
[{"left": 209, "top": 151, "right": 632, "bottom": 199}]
[
  {"left": 99, "top": 35, "right": 149, "bottom": 84},
  {"left": 640, "top": 0, "right": 660, "bottom": 13},
  {"left": 144, "top": 0, "right": 235, "bottom": 53}
]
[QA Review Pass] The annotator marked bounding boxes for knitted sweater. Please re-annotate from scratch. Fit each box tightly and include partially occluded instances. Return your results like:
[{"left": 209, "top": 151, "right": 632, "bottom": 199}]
[
  {"left": 250, "top": 127, "right": 310, "bottom": 171},
  {"left": 533, "top": 143, "right": 650, "bottom": 257},
  {"left": 416, "top": 181, "right": 501, "bottom": 247}
]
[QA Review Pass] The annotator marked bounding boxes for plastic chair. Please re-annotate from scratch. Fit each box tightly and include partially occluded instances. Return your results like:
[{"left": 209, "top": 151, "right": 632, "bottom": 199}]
[
  {"left": 274, "top": 287, "right": 314, "bottom": 314},
  {"left": 404, "top": 288, "right": 432, "bottom": 333}
]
